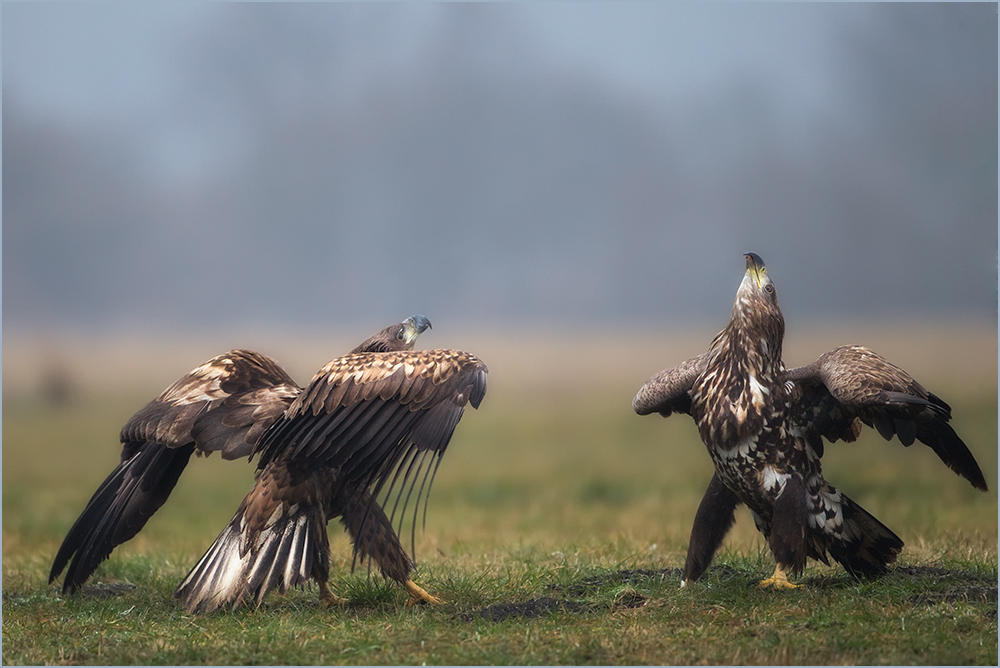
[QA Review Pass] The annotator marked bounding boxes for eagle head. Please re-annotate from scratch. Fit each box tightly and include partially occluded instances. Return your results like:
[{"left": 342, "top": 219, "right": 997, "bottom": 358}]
[
  {"left": 351, "top": 314, "right": 432, "bottom": 354},
  {"left": 739, "top": 252, "right": 776, "bottom": 302},
  {"left": 400, "top": 314, "right": 433, "bottom": 345},
  {"left": 726, "top": 253, "right": 785, "bottom": 366}
]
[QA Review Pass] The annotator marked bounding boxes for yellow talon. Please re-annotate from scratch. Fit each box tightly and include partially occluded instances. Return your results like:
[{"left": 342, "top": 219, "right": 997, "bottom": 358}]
[
  {"left": 758, "top": 564, "right": 801, "bottom": 590},
  {"left": 318, "top": 580, "right": 349, "bottom": 607},
  {"left": 404, "top": 579, "right": 442, "bottom": 606}
]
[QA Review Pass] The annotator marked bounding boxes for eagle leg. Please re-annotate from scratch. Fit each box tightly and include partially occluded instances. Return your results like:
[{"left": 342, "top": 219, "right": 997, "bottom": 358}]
[
  {"left": 682, "top": 472, "right": 741, "bottom": 586},
  {"left": 404, "top": 579, "right": 442, "bottom": 606},
  {"left": 759, "top": 563, "right": 800, "bottom": 590},
  {"left": 318, "top": 579, "right": 349, "bottom": 608},
  {"left": 768, "top": 473, "right": 808, "bottom": 564}
]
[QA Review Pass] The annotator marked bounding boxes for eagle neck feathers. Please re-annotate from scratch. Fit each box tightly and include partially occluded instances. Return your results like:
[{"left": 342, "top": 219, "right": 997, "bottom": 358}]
[{"left": 694, "top": 285, "right": 786, "bottom": 448}]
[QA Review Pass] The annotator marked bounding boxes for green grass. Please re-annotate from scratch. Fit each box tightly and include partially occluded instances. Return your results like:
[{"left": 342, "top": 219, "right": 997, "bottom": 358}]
[{"left": 3, "top": 343, "right": 997, "bottom": 665}]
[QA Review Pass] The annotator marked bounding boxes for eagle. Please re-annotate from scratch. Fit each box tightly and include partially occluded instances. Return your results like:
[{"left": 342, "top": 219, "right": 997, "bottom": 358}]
[
  {"left": 633, "top": 254, "right": 987, "bottom": 589},
  {"left": 50, "top": 315, "right": 488, "bottom": 612}
]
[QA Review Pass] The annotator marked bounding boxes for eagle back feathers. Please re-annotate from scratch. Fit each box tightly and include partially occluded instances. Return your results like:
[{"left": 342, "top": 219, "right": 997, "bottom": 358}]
[
  {"left": 254, "top": 349, "right": 487, "bottom": 475},
  {"left": 293, "top": 349, "right": 486, "bottom": 417}
]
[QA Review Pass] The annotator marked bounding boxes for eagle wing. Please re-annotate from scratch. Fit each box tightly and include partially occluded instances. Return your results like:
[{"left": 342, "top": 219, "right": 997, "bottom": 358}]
[
  {"left": 254, "top": 348, "right": 488, "bottom": 551},
  {"left": 121, "top": 349, "right": 300, "bottom": 460},
  {"left": 51, "top": 349, "right": 301, "bottom": 593},
  {"left": 633, "top": 352, "right": 710, "bottom": 417},
  {"left": 786, "top": 345, "right": 987, "bottom": 491}
]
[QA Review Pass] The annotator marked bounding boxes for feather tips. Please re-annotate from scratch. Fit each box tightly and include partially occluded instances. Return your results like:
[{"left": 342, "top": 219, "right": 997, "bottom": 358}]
[
  {"left": 121, "top": 350, "right": 299, "bottom": 457},
  {"left": 789, "top": 345, "right": 986, "bottom": 491},
  {"left": 633, "top": 352, "right": 710, "bottom": 416}
]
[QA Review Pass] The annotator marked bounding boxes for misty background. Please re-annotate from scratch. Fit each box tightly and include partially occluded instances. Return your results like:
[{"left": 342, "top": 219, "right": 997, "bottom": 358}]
[{"left": 3, "top": 3, "right": 997, "bottom": 343}]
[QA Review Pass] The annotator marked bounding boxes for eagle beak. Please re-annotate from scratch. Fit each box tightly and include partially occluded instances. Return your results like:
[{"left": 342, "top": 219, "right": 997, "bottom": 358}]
[
  {"left": 401, "top": 315, "right": 432, "bottom": 345},
  {"left": 744, "top": 252, "right": 768, "bottom": 288}
]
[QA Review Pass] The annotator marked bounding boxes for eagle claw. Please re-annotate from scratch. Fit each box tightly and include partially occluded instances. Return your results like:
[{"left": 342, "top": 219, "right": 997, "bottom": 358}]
[
  {"left": 404, "top": 579, "right": 442, "bottom": 606},
  {"left": 319, "top": 581, "right": 349, "bottom": 607},
  {"left": 758, "top": 565, "right": 801, "bottom": 590}
]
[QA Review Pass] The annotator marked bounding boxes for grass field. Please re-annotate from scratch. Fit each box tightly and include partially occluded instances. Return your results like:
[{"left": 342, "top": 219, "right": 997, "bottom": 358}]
[{"left": 3, "top": 324, "right": 997, "bottom": 665}]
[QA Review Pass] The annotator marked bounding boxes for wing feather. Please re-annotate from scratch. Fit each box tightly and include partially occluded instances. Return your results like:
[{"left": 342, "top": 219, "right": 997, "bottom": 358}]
[
  {"left": 256, "top": 349, "right": 485, "bottom": 466},
  {"left": 633, "top": 352, "right": 710, "bottom": 417},
  {"left": 787, "top": 345, "right": 987, "bottom": 491},
  {"left": 51, "top": 349, "right": 301, "bottom": 594},
  {"left": 251, "top": 349, "right": 487, "bottom": 570},
  {"left": 122, "top": 349, "right": 299, "bottom": 459}
]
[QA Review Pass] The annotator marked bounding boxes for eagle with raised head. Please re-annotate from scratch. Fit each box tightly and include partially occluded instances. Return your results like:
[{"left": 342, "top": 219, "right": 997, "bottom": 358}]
[
  {"left": 633, "top": 254, "right": 987, "bottom": 588},
  {"left": 50, "top": 315, "right": 487, "bottom": 612}
]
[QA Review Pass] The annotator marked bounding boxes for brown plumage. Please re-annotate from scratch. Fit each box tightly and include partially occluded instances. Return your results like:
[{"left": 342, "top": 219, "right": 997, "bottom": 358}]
[
  {"left": 634, "top": 253, "right": 986, "bottom": 588},
  {"left": 173, "top": 322, "right": 487, "bottom": 613},
  {"left": 51, "top": 316, "right": 487, "bottom": 612},
  {"left": 49, "top": 349, "right": 300, "bottom": 594}
]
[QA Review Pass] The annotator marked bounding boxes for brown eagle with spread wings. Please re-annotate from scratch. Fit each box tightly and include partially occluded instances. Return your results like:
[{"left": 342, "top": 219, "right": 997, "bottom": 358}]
[
  {"left": 634, "top": 254, "right": 987, "bottom": 589},
  {"left": 50, "top": 315, "right": 487, "bottom": 612}
]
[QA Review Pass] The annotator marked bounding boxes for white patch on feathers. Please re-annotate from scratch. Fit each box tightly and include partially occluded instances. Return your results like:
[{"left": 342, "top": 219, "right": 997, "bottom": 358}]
[
  {"left": 265, "top": 504, "right": 285, "bottom": 530},
  {"left": 284, "top": 517, "right": 310, "bottom": 588},
  {"left": 760, "top": 465, "right": 790, "bottom": 495},
  {"left": 178, "top": 523, "right": 252, "bottom": 611},
  {"left": 186, "top": 507, "right": 316, "bottom": 612},
  {"left": 161, "top": 361, "right": 231, "bottom": 404},
  {"left": 747, "top": 373, "right": 768, "bottom": 411},
  {"left": 717, "top": 435, "right": 756, "bottom": 460},
  {"left": 808, "top": 486, "right": 846, "bottom": 534}
]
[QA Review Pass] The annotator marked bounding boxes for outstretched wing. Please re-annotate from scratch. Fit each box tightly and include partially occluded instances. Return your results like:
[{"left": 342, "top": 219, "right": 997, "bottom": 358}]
[
  {"left": 255, "top": 348, "right": 488, "bottom": 560},
  {"left": 50, "top": 350, "right": 301, "bottom": 593},
  {"left": 633, "top": 352, "right": 710, "bottom": 417},
  {"left": 121, "top": 349, "right": 300, "bottom": 460},
  {"left": 786, "top": 345, "right": 987, "bottom": 491}
]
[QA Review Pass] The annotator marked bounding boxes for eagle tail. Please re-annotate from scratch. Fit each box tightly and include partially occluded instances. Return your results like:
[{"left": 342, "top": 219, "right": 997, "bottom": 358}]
[
  {"left": 49, "top": 441, "right": 195, "bottom": 594},
  {"left": 823, "top": 488, "right": 904, "bottom": 577},
  {"left": 173, "top": 480, "right": 329, "bottom": 614}
]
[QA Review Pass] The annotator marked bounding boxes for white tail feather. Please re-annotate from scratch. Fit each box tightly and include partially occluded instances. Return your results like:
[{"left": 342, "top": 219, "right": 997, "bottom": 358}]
[{"left": 174, "top": 504, "right": 321, "bottom": 614}]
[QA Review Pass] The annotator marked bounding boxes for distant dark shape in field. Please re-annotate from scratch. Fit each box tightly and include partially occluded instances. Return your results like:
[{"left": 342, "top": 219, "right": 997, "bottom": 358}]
[
  {"left": 634, "top": 253, "right": 987, "bottom": 589},
  {"left": 50, "top": 315, "right": 488, "bottom": 613}
]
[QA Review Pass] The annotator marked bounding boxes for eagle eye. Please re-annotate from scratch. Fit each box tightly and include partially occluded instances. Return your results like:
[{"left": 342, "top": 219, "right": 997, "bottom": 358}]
[
  {"left": 764, "top": 284, "right": 774, "bottom": 295},
  {"left": 396, "top": 329, "right": 405, "bottom": 341}
]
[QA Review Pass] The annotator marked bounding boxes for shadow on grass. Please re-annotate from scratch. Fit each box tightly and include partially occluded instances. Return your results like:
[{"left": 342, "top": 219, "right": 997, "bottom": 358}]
[
  {"left": 51, "top": 562, "right": 998, "bottom": 625},
  {"left": 457, "top": 564, "right": 999, "bottom": 623}
]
